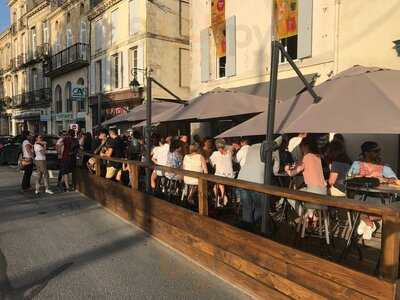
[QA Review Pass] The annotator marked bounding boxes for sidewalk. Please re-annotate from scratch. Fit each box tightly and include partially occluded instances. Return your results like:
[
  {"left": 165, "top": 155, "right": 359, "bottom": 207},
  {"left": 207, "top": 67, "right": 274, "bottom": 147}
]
[{"left": 0, "top": 166, "right": 250, "bottom": 299}]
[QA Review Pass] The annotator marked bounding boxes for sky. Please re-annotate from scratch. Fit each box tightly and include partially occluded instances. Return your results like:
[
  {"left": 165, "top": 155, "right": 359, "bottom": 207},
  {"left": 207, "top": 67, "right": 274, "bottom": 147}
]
[{"left": 0, "top": 0, "right": 10, "bottom": 33}]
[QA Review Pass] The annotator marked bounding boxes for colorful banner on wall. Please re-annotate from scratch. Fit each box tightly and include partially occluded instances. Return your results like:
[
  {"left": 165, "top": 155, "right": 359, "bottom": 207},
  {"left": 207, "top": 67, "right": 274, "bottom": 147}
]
[
  {"left": 211, "top": 0, "right": 226, "bottom": 58},
  {"left": 214, "top": 22, "right": 226, "bottom": 58},
  {"left": 211, "top": 0, "right": 225, "bottom": 27},
  {"left": 274, "top": 0, "right": 298, "bottom": 39}
]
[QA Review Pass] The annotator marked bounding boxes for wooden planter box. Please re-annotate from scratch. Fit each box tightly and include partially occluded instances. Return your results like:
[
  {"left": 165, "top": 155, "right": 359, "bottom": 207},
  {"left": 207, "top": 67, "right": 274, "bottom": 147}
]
[{"left": 74, "top": 168, "right": 398, "bottom": 299}]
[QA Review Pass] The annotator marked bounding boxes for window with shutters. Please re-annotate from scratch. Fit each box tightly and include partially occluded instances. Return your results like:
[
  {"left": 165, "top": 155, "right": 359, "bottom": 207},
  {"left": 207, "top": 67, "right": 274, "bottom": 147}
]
[
  {"left": 111, "top": 53, "right": 119, "bottom": 89},
  {"left": 111, "top": 9, "right": 118, "bottom": 45},
  {"left": 279, "top": 0, "right": 313, "bottom": 63}
]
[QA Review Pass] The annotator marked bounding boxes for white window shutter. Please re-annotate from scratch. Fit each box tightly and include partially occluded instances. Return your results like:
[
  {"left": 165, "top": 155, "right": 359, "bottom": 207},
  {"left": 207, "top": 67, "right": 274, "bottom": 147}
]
[
  {"left": 200, "top": 28, "right": 210, "bottom": 82},
  {"left": 66, "top": 28, "right": 72, "bottom": 47},
  {"left": 137, "top": 44, "right": 144, "bottom": 84},
  {"left": 226, "top": 16, "right": 236, "bottom": 77},
  {"left": 102, "top": 57, "right": 107, "bottom": 91},
  {"left": 80, "top": 21, "right": 87, "bottom": 43},
  {"left": 297, "top": 0, "right": 313, "bottom": 59},
  {"left": 129, "top": 0, "right": 138, "bottom": 35},
  {"left": 90, "top": 64, "right": 95, "bottom": 94}
]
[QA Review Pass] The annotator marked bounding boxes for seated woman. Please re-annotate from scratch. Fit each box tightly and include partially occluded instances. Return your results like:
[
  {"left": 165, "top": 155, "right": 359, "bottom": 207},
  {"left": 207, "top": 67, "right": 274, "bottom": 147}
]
[
  {"left": 285, "top": 136, "right": 326, "bottom": 219},
  {"left": 165, "top": 139, "right": 183, "bottom": 198},
  {"left": 348, "top": 141, "right": 397, "bottom": 239},
  {"left": 210, "top": 139, "right": 235, "bottom": 207},
  {"left": 348, "top": 141, "right": 397, "bottom": 183},
  {"left": 326, "top": 140, "right": 352, "bottom": 195}
]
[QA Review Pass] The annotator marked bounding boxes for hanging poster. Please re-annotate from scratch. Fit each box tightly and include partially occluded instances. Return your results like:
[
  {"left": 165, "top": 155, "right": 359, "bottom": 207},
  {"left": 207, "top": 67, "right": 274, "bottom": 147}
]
[
  {"left": 274, "top": 0, "right": 298, "bottom": 39},
  {"left": 211, "top": 0, "right": 225, "bottom": 27},
  {"left": 214, "top": 22, "right": 226, "bottom": 58}
]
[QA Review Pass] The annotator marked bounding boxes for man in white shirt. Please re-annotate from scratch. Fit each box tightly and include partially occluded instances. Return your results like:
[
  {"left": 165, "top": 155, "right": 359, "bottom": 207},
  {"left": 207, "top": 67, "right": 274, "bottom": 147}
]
[
  {"left": 34, "top": 135, "right": 53, "bottom": 195},
  {"left": 236, "top": 138, "right": 250, "bottom": 168},
  {"left": 21, "top": 131, "right": 34, "bottom": 191}
]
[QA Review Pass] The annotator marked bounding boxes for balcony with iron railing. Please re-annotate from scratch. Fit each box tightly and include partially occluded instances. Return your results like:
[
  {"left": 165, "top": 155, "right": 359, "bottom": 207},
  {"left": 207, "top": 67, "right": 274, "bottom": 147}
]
[
  {"left": 9, "top": 88, "right": 51, "bottom": 109},
  {"left": 26, "top": 43, "right": 50, "bottom": 64},
  {"left": 44, "top": 43, "right": 89, "bottom": 78}
]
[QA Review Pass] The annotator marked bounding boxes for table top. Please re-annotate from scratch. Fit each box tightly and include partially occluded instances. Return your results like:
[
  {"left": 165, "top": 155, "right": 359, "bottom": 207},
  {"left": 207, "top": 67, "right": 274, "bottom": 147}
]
[{"left": 346, "top": 184, "right": 400, "bottom": 195}]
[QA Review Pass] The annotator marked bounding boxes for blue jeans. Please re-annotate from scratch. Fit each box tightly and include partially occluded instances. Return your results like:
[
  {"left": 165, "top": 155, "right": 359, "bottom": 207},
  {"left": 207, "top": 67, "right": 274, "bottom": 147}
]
[{"left": 238, "top": 189, "right": 265, "bottom": 224}]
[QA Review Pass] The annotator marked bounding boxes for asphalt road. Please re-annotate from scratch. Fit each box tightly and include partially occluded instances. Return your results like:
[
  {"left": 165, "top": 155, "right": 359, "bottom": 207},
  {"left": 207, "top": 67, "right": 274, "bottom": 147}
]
[{"left": 0, "top": 166, "right": 250, "bottom": 300}]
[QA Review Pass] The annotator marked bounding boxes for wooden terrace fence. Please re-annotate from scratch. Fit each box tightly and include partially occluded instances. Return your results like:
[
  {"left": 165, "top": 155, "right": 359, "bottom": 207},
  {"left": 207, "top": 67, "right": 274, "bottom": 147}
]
[{"left": 73, "top": 154, "right": 400, "bottom": 299}]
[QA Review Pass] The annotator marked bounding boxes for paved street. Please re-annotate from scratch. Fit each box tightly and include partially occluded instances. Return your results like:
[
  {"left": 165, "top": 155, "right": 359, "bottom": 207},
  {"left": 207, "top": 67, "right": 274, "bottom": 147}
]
[{"left": 0, "top": 166, "right": 250, "bottom": 300}]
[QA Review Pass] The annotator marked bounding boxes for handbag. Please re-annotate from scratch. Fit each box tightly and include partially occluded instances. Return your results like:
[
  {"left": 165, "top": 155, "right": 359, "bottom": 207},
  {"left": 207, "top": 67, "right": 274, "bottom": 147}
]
[{"left": 18, "top": 157, "right": 32, "bottom": 169}]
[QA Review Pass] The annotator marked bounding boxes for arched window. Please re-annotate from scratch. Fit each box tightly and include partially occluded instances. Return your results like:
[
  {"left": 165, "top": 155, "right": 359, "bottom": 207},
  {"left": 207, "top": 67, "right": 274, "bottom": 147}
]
[
  {"left": 13, "top": 75, "right": 18, "bottom": 96},
  {"left": 76, "top": 78, "right": 85, "bottom": 112},
  {"left": 65, "top": 81, "right": 72, "bottom": 112},
  {"left": 80, "top": 3, "right": 85, "bottom": 15},
  {"left": 55, "top": 85, "right": 62, "bottom": 113},
  {"left": 66, "top": 12, "right": 71, "bottom": 24}
]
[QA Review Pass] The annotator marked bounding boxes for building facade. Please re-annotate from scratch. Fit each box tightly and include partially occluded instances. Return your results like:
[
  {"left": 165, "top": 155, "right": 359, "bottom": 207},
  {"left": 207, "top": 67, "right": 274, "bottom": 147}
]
[
  {"left": 88, "top": 0, "right": 190, "bottom": 126},
  {"left": 2, "top": 0, "right": 53, "bottom": 136},
  {"left": 190, "top": 0, "right": 400, "bottom": 168},
  {"left": 45, "top": 0, "right": 90, "bottom": 134}
]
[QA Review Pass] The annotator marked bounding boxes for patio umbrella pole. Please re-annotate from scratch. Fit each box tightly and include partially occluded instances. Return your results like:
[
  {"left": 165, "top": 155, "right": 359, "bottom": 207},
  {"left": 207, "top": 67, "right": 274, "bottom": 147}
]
[
  {"left": 145, "top": 73, "right": 152, "bottom": 193},
  {"left": 262, "top": 40, "right": 280, "bottom": 235}
]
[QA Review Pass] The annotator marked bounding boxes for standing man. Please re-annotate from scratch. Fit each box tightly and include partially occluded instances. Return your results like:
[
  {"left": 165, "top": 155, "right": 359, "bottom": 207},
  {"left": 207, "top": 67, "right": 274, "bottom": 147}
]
[
  {"left": 56, "top": 131, "right": 65, "bottom": 189},
  {"left": 59, "top": 130, "right": 76, "bottom": 192},
  {"left": 33, "top": 135, "right": 53, "bottom": 196},
  {"left": 21, "top": 131, "right": 34, "bottom": 191}
]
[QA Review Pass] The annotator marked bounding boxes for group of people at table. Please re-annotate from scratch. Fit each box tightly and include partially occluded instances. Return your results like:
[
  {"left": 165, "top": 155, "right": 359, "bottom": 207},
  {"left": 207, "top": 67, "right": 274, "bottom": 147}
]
[{"left": 92, "top": 128, "right": 399, "bottom": 241}]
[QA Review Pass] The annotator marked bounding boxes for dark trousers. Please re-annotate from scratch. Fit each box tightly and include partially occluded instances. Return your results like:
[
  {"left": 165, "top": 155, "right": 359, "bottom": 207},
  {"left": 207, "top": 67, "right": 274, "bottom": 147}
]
[
  {"left": 238, "top": 189, "right": 264, "bottom": 224},
  {"left": 21, "top": 163, "right": 33, "bottom": 190}
]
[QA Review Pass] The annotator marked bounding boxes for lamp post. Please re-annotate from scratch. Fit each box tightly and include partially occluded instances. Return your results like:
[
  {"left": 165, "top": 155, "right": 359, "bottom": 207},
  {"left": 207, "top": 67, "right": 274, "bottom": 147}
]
[{"left": 130, "top": 68, "right": 151, "bottom": 192}]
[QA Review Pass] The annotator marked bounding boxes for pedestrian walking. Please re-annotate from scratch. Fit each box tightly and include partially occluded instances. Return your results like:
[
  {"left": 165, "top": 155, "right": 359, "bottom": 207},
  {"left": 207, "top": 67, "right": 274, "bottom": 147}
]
[
  {"left": 59, "top": 130, "right": 76, "bottom": 191},
  {"left": 33, "top": 135, "right": 53, "bottom": 196}
]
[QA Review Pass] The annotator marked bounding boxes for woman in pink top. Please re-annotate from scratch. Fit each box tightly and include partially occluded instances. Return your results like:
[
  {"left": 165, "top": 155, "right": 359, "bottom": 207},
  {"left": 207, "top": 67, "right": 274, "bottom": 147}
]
[
  {"left": 285, "top": 136, "right": 327, "bottom": 220},
  {"left": 285, "top": 136, "right": 326, "bottom": 194}
]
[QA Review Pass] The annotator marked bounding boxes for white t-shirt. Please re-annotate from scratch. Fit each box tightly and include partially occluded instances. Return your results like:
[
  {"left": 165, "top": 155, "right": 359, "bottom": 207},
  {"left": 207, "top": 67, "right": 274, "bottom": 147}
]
[
  {"left": 236, "top": 144, "right": 250, "bottom": 168},
  {"left": 22, "top": 140, "right": 33, "bottom": 159},
  {"left": 210, "top": 150, "right": 234, "bottom": 178},
  {"left": 34, "top": 143, "right": 46, "bottom": 161},
  {"left": 288, "top": 136, "right": 303, "bottom": 162},
  {"left": 152, "top": 143, "right": 170, "bottom": 176}
]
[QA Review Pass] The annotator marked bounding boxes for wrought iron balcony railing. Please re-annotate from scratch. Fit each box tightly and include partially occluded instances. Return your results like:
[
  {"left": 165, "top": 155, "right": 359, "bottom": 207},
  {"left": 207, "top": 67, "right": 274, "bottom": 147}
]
[
  {"left": 9, "top": 88, "right": 51, "bottom": 109},
  {"left": 44, "top": 43, "right": 89, "bottom": 77}
]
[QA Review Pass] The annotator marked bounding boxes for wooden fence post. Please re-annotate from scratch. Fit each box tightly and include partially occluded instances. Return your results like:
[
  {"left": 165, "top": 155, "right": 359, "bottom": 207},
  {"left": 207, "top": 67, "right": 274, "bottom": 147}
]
[
  {"left": 198, "top": 178, "right": 208, "bottom": 216},
  {"left": 95, "top": 157, "right": 101, "bottom": 177},
  {"left": 129, "top": 163, "right": 139, "bottom": 191},
  {"left": 380, "top": 215, "right": 400, "bottom": 281}
]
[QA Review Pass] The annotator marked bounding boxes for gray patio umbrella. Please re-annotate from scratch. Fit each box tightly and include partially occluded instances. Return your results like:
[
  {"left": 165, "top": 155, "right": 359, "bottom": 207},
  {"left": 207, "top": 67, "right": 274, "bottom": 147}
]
[
  {"left": 280, "top": 65, "right": 400, "bottom": 134},
  {"left": 217, "top": 65, "right": 400, "bottom": 137},
  {"left": 102, "top": 101, "right": 182, "bottom": 126},
  {"left": 132, "top": 103, "right": 185, "bottom": 128},
  {"left": 216, "top": 89, "right": 315, "bottom": 138},
  {"left": 161, "top": 87, "right": 266, "bottom": 122}
]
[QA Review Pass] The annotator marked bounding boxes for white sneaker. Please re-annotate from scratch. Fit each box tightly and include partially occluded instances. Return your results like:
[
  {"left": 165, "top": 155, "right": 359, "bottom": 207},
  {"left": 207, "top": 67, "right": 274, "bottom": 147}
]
[{"left": 45, "top": 189, "right": 54, "bottom": 195}]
